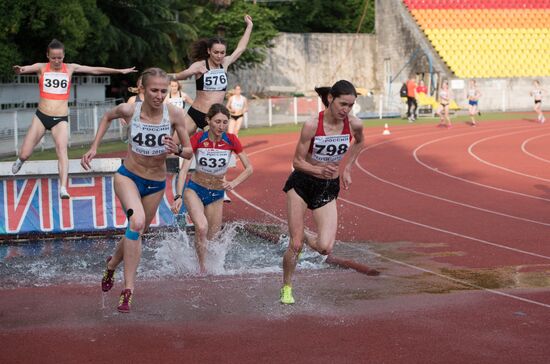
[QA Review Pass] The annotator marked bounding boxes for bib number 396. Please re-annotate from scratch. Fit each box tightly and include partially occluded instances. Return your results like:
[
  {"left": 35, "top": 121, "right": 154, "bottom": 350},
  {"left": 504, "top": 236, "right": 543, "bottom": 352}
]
[{"left": 43, "top": 72, "right": 69, "bottom": 94}]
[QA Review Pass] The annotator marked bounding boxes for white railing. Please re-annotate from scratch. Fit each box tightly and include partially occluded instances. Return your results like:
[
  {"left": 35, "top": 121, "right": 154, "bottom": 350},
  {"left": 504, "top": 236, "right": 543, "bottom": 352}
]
[
  {"left": 0, "top": 99, "right": 124, "bottom": 157},
  {"left": 0, "top": 94, "right": 402, "bottom": 157}
]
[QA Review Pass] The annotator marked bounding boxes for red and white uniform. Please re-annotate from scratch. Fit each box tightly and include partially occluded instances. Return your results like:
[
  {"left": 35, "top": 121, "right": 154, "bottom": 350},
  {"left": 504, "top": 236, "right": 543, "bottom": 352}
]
[
  {"left": 39, "top": 63, "right": 71, "bottom": 100},
  {"left": 191, "top": 131, "right": 243, "bottom": 176},
  {"left": 308, "top": 111, "right": 352, "bottom": 163}
]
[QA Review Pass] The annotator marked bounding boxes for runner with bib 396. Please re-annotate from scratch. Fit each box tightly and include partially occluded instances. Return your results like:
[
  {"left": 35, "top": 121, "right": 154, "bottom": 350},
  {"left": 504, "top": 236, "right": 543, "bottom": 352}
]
[
  {"left": 280, "top": 80, "right": 365, "bottom": 304},
  {"left": 11, "top": 39, "right": 136, "bottom": 199}
]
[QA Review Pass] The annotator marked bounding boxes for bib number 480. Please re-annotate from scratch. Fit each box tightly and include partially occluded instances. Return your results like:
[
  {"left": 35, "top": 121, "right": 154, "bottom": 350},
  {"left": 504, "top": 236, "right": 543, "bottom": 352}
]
[{"left": 132, "top": 133, "right": 167, "bottom": 147}]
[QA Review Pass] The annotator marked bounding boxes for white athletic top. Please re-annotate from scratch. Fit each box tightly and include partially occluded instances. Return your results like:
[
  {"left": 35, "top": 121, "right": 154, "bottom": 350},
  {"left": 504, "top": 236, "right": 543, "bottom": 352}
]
[
  {"left": 230, "top": 95, "right": 245, "bottom": 111},
  {"left": 130, "top": 103, "right": 171, "bottom": 156},
  {"left": 167, "top": 92, "right": 185, "bottom": 109}
]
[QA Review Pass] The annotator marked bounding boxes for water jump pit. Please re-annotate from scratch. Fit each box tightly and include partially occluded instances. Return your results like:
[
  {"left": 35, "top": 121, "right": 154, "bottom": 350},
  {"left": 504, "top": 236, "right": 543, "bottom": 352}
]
[{"left": 0, "top": 222, "right": 380, "bottom": 289}]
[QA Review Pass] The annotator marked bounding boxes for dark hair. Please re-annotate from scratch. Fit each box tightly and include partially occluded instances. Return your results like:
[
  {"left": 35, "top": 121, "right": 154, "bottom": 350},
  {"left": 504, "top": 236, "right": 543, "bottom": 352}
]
[
  {"left": 47, "top": 39, "right": 64, "bottom": 52},
  {"left": 206, "top": 103, "right": 230, "bottom": 120},
  {"left": 190, "top": 37, "right": 227, "bottom": 62},
  {"left": 169, "top": 77, "right": 181, "bottom": 91},
  {"left": 141, "top": 67, "right": 169, "bottom": 87},
  {"left": 315, "top": 80, "right": 357, "bottom": 107}
]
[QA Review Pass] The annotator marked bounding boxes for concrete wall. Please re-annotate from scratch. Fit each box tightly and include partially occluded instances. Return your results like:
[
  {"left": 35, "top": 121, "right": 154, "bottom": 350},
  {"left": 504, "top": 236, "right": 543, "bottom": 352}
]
[
  {"left": 230, "top": 32, "right": 377, "bottom": 95},
  {"left": 375, "top": 0, "right": 450, "bottom": 95}
]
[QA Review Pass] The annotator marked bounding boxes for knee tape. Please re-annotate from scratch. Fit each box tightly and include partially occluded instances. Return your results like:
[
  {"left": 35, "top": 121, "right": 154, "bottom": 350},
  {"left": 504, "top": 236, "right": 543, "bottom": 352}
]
[{"left": 125, "top": 226, "right": 140, "bottom": 241}]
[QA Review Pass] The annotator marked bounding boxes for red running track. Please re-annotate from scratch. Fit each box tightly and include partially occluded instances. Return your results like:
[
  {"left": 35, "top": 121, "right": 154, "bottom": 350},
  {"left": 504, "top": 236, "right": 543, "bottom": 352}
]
[{"left": 1, "top": 119, "right": 550, "bottom": 363}]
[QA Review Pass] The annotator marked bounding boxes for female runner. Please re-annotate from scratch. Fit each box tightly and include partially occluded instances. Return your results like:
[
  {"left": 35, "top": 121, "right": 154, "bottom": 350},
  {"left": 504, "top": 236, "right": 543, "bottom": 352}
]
[
  {"left": 171, "top": 103, "right": 252, "bottom": 274},
  {"left": 466, "top": 79, "right": 481, "bottom": 126},
  {"left": 280, "top": 80, "right": 365, "bottom": 304},
  {"left": 164, "top": 77, "right": 193, "bottom": 109},
  {"left": 81, "top": 68, "right": 192, "bottom": 313},
  {"left": 173, "top": 15, "right": 253, "bottom": 134},
  {"left": 11, "top": 39, "right": 136, "bottom": 198},
  {"left": 437, "top": 80, "right": 452, "bottom": 128},
  {"left": 531, "top": 80, "right": 546, "bottom": 123},
  {"left": 226, "top": 85, "right": 248, "bottom": 135}
]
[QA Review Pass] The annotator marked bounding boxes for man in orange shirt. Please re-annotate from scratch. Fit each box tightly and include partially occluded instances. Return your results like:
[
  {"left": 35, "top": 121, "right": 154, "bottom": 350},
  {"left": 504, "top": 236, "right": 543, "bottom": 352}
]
[{"left": 406, "top": 75, "right": 417, "bottom": 122}]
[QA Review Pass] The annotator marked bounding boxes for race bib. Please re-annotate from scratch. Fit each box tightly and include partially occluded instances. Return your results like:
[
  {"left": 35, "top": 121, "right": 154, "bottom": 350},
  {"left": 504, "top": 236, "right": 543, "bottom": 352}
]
[
  {"left": 169, "top": 97, "right": 184, "bottom": 109},
  {"left": 195, "top": 148, "right": 231, "bottom": 175},
  {"left": 43, "top": 72, "right": 69, "bottom": 94},
  {"left": 202, "top": 68, "right": 227, "bottom": 91},
  {"left": 131, "top": 122, "right": 171, "bottom": 156},
  {"left": 311, "top": 134, "right": 350, "bottom": 163}
]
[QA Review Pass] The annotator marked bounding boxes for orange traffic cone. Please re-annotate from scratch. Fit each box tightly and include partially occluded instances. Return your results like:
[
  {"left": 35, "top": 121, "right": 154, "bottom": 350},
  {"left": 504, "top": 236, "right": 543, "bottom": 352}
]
[{"left": 382, "top": 123, "right": 391, "bottom": 135}]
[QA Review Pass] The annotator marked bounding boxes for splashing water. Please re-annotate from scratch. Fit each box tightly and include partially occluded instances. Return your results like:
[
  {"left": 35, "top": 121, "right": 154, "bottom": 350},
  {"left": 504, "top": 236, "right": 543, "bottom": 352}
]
[{"left": 0, "top": 222, "right": 329, "bottom": 288}]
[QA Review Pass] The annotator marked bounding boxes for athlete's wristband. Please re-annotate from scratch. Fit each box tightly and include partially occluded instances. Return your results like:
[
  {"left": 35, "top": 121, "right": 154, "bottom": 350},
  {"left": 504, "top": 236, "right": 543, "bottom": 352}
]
[
  {"left": 174, "top": 194, "right": 182, "bottom": 201},
  {"left": 176, "top": 144, "right": 183, "bottom": 156}
]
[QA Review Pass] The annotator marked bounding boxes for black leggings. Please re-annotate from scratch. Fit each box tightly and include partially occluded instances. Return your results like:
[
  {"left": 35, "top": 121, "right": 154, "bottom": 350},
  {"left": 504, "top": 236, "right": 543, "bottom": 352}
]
[{"left": 406, "top": 97, "right": 417, "bottom": 118}]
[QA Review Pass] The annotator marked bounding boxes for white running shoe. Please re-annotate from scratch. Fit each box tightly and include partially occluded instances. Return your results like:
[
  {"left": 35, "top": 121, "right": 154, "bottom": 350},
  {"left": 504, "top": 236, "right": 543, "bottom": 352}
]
[
  {"left": 223, "top": 191, "right": 231, "bottom": 203},
  {"left": 59, "top": 186, "right": 71, "bottom": 199},
  {"left": 11, "top": 159, "right": 23, "bottom": 174}
]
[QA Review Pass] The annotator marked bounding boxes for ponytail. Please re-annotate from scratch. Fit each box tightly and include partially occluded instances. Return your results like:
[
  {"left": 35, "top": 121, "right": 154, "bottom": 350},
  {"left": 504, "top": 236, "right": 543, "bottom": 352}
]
[
  {"left": 189, "top": 37, "right": 227, "bottom": 62},
  {"left": 315, "top": 80, "right": 357, "bottom": 107}
]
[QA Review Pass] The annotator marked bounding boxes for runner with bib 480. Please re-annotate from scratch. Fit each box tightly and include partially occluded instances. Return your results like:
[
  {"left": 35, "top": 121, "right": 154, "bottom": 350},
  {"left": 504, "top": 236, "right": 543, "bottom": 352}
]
[{"left": 81, "top": 68, "right": 193, "bottom": 313}]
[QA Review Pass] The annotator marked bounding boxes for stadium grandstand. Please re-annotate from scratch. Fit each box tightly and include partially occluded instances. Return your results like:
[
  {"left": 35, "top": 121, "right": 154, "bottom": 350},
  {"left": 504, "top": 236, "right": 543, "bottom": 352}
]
[{"left": 403, "top": 0, "right": 550, "bottom": 78}]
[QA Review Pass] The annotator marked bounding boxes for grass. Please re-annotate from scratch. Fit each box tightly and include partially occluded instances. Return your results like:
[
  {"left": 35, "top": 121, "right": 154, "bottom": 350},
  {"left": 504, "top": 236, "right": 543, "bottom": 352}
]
[{"left": 1, "top": 110, "right": 537, "bottom": 161}]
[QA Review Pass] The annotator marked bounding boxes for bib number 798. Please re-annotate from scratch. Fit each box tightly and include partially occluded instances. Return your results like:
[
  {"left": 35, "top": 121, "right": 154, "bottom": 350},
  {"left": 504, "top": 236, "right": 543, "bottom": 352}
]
[{"left": 315, "top": 143, "right": 348, "bottom": 156}]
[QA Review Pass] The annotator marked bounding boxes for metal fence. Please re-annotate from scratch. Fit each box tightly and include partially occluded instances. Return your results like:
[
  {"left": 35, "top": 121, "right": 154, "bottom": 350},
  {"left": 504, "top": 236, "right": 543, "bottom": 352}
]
[
  {"left": 0, "top": 94, "right": 401, "bottom": 157},
  {"left": 0, "top": 99, "right": 124, "bottom": 157}
]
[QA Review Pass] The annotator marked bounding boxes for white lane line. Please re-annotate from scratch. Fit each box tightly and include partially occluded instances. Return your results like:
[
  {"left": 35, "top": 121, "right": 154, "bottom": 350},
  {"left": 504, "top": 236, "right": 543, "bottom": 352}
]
[
  {"left": 521, "top": 133, "right": 550, "bottom": 164},
  {"left": 338, "top": 197, "right": 550, "bottom": 261},
  {"left": 346, "top": 244, "right": 550, "bottom": 309},
  {"left": 247, "top": 141, "right": 297, "bottom": 157},
  {"left": 356, "top": 126, "right": 550, "bottom": 226},
  {"left": 413, "top": 130, "right": 550, "bottom": 202},
  {"left": 234, "top": 137, "right": 550, "bottom": 309},
  {"left": 468, "top": 130, "right": 550, "bottom": 183}
]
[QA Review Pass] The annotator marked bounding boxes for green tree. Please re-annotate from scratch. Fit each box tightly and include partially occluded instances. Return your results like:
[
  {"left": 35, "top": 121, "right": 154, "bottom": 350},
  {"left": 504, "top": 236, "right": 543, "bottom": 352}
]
[
  {"left": 269, "top": 0, "right": 374, "bottom": 34},
  {"left": 0, "top": 0, "right": 103, "bottom": 77},
  {"left": 93, "top": 0, "right": 197, "bottom": 71},
  {"left": 191, "top": 0, "right": 280, "bottom": 69}
]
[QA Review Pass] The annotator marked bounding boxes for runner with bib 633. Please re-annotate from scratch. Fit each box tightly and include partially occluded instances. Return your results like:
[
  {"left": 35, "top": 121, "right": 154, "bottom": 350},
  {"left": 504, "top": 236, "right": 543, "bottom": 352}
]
[{"left": 171, "top": 103, "right": 252, "bottom": 274}]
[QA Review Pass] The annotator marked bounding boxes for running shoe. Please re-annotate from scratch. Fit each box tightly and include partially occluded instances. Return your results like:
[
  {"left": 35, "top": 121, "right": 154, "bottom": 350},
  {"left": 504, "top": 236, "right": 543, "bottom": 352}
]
[
  {"left": 11, "top": 159, "right": 23, "bottom": 174},
  {"left": 117, "top": 289, "right": 133, "bottom": 313},
  {"left": 59, "top": 186, "right": 71, "bottom": 199},
  {"left": 101, "top": 256, "right": 115, "bottom": 292},
  {"left": 280, "top": 285, "right": 295, "bottom": 305},
  {"left": 223, "top": 191, "right": 231, "bottom": 203}
]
